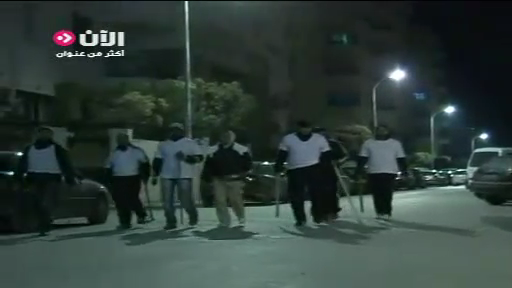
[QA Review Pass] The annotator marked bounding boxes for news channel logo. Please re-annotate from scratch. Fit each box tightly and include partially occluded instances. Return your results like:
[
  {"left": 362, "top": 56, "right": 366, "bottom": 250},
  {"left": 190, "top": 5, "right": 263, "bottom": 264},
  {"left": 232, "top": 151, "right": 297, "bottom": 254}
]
[{"left": 53, "top": 30, "right": 125, "bottom": 58}]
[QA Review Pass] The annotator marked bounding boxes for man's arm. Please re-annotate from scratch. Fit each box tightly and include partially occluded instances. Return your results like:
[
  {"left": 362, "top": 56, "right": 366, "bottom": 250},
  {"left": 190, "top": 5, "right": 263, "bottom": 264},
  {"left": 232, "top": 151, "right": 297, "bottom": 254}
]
[
  {"left": 135, "top": 147, "right": 151, "bottom": 183},
  {"left": 396, "top": 141, "right": 408, "bottom": 173},
  {"left": 355, "top": 140, "right": 370, "bottom": 176},
  {"left": 54, "top": 144, "right": 77, "bottom": 184},
  {"left": 152, "top": 143, "right": 164, "bottom": 177},
  {"left": 14, "top": 145, "right": 31, "bottom": 182},
  {"left": 319, "top": 136, "right": 333, "bottom": 164},
  {"left": 241, "top": 147, "right": 253, "bottom": 173},
  {"left": 184, "top": 141, "right": 204, "bottom": 164},
  {"left": 274, "top": 137, "right": 288, "bottom": 173}
]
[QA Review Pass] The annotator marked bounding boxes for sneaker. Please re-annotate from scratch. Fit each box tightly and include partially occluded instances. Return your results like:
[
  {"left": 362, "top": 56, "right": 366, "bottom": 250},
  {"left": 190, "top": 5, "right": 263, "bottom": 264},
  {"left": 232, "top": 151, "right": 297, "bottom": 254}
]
[
  {"left": 238, "top": 218, "right": 246, "bottom": 226},
  {"left": 137, "top": 217, "right": 149, "bottom": 224},
  {"left": 295, "top": 221, "right": 306, "bottom": 227},
  {"left": 189, "top": 219, "right": 198, "bottom": 226},
  {"left": 117, "top": 224, "right": 131, "bottom": 230},
  {"left": 375, "top": 214, "right": 384, "bottom": 220},
  {"left": 164, "top": 223, "right": 177, "bottom": 230}
]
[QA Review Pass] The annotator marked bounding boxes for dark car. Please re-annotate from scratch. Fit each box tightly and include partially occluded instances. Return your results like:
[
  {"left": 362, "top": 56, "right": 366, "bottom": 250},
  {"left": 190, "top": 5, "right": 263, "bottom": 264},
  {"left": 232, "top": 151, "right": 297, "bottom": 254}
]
[
  {"left": 468, "top": 155, "right": 512, "bottom": 205},
  {"left": 395, "top": 170, "right": 426, "bottom": 190},
  {"left": 200, "top": 161, "right": 288, "bottom": 207},
  {"left": 0, "top": 151, "right": 110, "bottom": 233}
]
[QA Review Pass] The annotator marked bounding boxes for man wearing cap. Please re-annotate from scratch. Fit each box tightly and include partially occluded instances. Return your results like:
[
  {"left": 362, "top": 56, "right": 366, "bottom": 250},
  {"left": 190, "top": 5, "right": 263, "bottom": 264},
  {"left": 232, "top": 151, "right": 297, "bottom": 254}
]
[
  {"left": 105, "top": 133, "right": 151, "bottom": 229},
  {"left": 274, "top": 120, "right": 333, "bottom": 226},
  {"left": 15, "top": 126, "right": 77, "bottom": 236},
  {"left": 203, "top": 130, "right": 252, "bottom": 227},
  {"left": 152, "top": 123, "right": 204, "bottom": 230},
  {"left": 313, "top": 127, "right": 348, "bottom": 220}
]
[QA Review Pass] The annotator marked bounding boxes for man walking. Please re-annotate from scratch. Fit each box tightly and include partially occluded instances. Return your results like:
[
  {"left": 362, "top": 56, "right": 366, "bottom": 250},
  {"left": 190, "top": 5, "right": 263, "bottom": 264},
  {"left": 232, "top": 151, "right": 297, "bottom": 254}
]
[
  {"left": 274, "top": 120, "right": 332, "bottom": 226},
  {"left": 203, "top": 130, "right": 252, "bottom": 227},
  {"left": 105, "top": 133, "right": 151, "bottom": 229},
  {"left": 152, "top": 123, "right": 203, "bottom": 230},
  {"left": 313, "top": 127, "right": 348, "bottom": 221},
  {"left": 355, "top": 124, "right": 407, "bottom": 220},
  {"left": 15, "top": 126, "right": 76, "bottom": 236}
]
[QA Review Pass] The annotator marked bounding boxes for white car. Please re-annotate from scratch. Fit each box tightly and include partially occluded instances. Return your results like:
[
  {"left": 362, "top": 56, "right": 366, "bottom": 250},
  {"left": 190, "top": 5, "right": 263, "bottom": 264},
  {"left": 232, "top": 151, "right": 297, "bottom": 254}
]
[{"left": 450, "top": 169, "right": 467, "bottom": 185}]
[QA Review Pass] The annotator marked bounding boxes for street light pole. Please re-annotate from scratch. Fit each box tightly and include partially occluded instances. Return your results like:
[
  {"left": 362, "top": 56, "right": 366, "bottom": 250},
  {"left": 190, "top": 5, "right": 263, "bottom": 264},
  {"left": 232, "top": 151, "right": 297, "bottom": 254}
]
[
  {"left": 471, "top": 133, "right": 489, "bottom": 151},
  {"left": 429, "top": 105, "right": 456, "bottom": 168},
  {"left": 184, "top": 0, "right": 193, "bottom": 138},
  {"left": 371, "top": 79, "right": 384, "bottom": 130}
]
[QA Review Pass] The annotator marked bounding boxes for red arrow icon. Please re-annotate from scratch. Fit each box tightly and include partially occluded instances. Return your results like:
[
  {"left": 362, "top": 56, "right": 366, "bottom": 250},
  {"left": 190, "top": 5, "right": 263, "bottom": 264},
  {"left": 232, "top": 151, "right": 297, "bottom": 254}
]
[{"left": 53, "top": 30, "right": 76, "bottom": 46}]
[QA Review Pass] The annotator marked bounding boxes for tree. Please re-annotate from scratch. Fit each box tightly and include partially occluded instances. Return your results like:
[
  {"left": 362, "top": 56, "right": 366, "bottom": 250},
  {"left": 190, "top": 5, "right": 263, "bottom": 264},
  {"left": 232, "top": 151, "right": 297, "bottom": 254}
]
[
  {"left": 54, "top": 78, "right": 256, "bottom": 135},
  {"left": 336, "top": 124, "right": 372, "bottom": 156},
  {"left": 408, "top": 152, "right": 433, "bottom": 168}
]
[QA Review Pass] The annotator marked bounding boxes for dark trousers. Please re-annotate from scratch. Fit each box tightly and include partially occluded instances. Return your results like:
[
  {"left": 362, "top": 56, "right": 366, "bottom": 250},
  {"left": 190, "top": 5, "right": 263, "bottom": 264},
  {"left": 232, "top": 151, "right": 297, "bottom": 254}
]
[
  {"left": 367, "top": 173, "right": 396, "bottom": 215},
  {"left": 26, "top": 173, "right": 62, "bottom": 233},
  {"left": 110, "top": 176, "right": 146, "bottom": 226},
  {"left": 287, "top": 164, "right": 328, "bottom": 223},
  {"left": 321, "top": 165, "right": 341, "bottom": 215}
]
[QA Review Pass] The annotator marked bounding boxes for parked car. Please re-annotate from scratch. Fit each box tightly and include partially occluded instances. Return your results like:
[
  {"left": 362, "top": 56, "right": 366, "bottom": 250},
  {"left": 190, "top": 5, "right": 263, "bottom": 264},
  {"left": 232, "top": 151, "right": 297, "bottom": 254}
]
[
  {"left": 468, "top": 155, "right": 512, "bottom": 205},
  {"left": 200, "top": 161, "right": 288, "bottom": 207},
  {"left": 395, "top": 170, "right": 426, "bottom": 190},
  {"left": 449, "top": 169, "right": 467, "bottom": 185},
  {"left": 0, "top": 151, "right": 110, "bottom": 233},
  {"left": 417, "top": 168, "right": 450, "bottom": 186}
]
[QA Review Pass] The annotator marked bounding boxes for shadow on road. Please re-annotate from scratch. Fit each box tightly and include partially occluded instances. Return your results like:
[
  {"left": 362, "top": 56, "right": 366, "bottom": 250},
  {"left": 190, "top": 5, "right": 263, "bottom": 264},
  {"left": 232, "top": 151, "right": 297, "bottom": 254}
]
[
  {"left": 280, "top": 225, "right": 370, "bottom": 245},
  {"left": 481, "top": 216, "right": 512, "bottom": 232},
  {"left": 0, "top": 235, "right": 41, "bottom": 246},
  {"left": 331, "top": 220, "right": 389, "bottom": 234},
  {"left": 121, "top": 227, "right": 193, "bottom": 246},
  {"left": 387, "top": 219, "right": 476, "bottom": 237},
  {"left": 50, "top": 227, "right": 137, "bottom": 242},
  {"left": 192, "top": 226, "right": 258, "bottom": 240}
]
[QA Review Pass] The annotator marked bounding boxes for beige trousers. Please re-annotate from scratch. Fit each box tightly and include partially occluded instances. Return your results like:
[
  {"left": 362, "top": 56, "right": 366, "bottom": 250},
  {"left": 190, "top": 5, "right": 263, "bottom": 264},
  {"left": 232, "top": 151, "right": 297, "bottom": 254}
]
[{"left": 213, "top": 179, "right": 245, "bottom": 225}]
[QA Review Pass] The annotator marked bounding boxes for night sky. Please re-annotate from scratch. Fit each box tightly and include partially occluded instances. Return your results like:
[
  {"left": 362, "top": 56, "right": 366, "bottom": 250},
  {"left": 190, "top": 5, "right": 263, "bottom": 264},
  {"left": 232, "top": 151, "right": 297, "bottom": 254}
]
[{"left": 415, "top": 2, "right": 512, "bottom": 146}]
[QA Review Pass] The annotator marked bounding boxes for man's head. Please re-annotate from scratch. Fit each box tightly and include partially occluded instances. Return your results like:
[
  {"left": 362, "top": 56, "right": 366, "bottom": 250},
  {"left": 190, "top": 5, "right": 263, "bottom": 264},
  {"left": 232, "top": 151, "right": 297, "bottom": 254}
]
[
  {"left": 169, "top": 123, "right": 185, "bottom": 140},
  {"left": 116, "top": 133, "right": 130, "bottom": 147},
  {"left": 296, "top": 120, "right": 312, "bottom": 135},
  {"left": 375, "top": 124, "right": 391, "bottom": 140},
  {"left": 220, "top": 130, "right": 236, "bottom": 146},
  {"left": 35, "top": 126, "right": 54, "bottom": 142}
]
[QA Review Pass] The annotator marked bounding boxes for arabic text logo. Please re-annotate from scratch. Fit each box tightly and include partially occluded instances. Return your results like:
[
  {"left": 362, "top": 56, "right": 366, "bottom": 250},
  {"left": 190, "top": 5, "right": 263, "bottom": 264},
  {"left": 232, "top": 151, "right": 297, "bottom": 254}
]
[
  {"left": 79, "top": 30, "right": 125, "bottom": 47},
  {"left": 53, "top": 30, "right": 76, "bottom": 46}
]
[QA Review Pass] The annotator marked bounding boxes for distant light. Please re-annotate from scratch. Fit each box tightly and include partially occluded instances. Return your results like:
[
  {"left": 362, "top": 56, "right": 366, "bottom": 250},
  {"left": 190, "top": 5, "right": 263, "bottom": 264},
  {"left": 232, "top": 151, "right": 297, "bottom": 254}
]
[
  {"left": 388, "top": 68, "right": 406, "bottom": 81},
  {"left": 15, "top": 152, "right": 23, "bottom": 156},
  {"left": 443, "top": 105, "right": 456, "bottom": 114},
  {"left": 479, "top": 133, "right": 489, "bottom": 140},
  {"left": 6, "top": 171, "right": 14, "bottom": 176}
]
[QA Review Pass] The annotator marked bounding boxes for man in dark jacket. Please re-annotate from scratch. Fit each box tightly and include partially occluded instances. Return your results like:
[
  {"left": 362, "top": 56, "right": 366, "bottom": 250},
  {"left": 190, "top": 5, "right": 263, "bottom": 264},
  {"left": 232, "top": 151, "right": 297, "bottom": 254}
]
[
  {"left": 203, "top": 130, "right": 252, "bottom": 227},
  {"left": 15, "top": 126, "right": 76, "bottom": 236},
  {"left": 313, "top": 127, "right": 348, "bottom": 220},
  {"left": 105, "top": 133, "right": 151, "bottom": 229}
]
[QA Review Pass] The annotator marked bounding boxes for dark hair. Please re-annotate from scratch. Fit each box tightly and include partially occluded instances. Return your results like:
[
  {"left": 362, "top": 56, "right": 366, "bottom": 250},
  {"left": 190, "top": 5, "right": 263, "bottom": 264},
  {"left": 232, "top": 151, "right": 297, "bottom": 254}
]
[{"left": 296, "top": 120, "right": 311, "bottom": 128}]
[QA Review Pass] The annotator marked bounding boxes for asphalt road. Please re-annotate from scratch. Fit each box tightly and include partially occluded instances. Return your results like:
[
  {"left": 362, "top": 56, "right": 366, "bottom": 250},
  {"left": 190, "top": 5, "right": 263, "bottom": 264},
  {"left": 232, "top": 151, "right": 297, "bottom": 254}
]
[{"left": 2, "top": 186, "right": 512, "bottom": 288}]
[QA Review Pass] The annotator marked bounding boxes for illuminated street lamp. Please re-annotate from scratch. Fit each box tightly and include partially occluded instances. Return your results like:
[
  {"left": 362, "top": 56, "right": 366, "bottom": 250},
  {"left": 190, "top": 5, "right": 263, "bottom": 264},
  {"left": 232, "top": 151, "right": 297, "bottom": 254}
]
[
  {"left": 430, "top": 105, "right": 456, "bottom": 166},
  {"left": 472, "top": 132, "right": 489, "bottom": 151},
  {"left": 184, "top": 0, "right": 193, "bottom": 137},
  {"left": 372, "top": 68, "right": 407, "bottom": 129}
]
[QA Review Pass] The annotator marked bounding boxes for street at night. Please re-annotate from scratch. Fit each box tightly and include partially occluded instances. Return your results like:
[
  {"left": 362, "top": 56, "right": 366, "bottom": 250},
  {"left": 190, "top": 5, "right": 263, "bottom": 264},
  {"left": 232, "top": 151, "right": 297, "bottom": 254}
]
[{"left": 2, "top": 186, "right": 512, "bottom": 288}]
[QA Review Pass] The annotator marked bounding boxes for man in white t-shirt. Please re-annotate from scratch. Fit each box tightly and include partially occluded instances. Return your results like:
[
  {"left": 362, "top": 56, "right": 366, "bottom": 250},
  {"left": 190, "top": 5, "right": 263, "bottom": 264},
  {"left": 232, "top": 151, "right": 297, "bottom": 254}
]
[
  {"left": 105, "top": 133, "right": 151, "bottom": 229},
  {"left": 355, "top": 125, "right": 407, "bottom": 220},
  {"left": 151, "top": 123, "right": 204, "bottom": 230},
  {"left": 274, "top": 120, "right": 332, "bottom": 227}
]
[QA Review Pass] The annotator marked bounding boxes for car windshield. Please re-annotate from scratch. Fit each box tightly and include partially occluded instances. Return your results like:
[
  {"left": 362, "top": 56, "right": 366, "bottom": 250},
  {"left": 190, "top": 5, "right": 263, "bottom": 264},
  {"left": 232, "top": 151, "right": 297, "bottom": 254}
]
[
  {"left": 454, "top": 170, "right": 466, "bottom": 175},
  {"left": 0, "top": 153, "right": 19, "bottom": 172},
  {"left": 469, "top": 151, "right": 499, "bottom": 167},
  {"left": 480, "top": 156, "right": 512, "bottom": 170}
]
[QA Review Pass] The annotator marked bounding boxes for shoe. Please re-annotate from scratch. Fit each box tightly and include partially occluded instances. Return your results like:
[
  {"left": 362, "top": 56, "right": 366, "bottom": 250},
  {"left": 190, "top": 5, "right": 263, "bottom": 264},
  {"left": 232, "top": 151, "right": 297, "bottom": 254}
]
[
  {"left": 238, "top": 218, "right": 246, "bottom": 226},
  {"left": 189, "top": 219, "right": 198, "bottom": 226},
  {"left": 38, "top": 231, "right": 49, "bottom": 237},
  {"left": 327, "top": 213, "right": 339, "bottom": 221},
  {"left": 295, "top": 221, "right": 306, "bottom": 227},
  {"left": 164, "top": 223, "right": 177, "bottom": 230},
  {"left": 383, "top": 214, "right": 391, "bottom": 220},
  {"left": 117, "top": 224, "right": 131, "bottom": 230},
  {"left": 137, "top": 217, "right": 149, "bottom": 224},
  {"left": 375, "top": 214, "right": 384, "bottom": 220}
]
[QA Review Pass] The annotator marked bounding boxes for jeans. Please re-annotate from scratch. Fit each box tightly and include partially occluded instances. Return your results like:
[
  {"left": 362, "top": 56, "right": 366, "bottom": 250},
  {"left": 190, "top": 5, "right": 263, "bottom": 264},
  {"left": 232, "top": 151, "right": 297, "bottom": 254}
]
[
  {"left": 160, "top": 178, "right": 198, "bottom": 225},
  {"left": 212, "top": 179, "right": 245, "bottom": 225}
]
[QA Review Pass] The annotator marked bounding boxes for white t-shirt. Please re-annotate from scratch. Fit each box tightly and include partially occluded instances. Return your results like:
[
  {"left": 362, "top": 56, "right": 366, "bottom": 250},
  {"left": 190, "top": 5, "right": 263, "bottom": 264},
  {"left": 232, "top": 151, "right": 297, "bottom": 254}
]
[
  {"left": 27, "top": 145, "right": 61, "bottom": 174},
  {"left": 359, "top": 138, "right": 405, "bottom": 174},
  {"left": 155, "top": 138, "right": 201, "bottom": 179},
  {"left": 105, "top": 146, "right": 148, "bottom": 177},
  {"left": 279, "top": 133, "right": 330, "bottom": 170}
]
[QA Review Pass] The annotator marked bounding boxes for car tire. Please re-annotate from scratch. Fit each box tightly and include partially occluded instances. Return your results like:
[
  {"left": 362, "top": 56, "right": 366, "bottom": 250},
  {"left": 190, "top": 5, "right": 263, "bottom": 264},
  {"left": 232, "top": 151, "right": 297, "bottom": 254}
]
[
  {"left": 87, "top": 195, "right": 109, "bottom": 225},
  {"left": 485, "top": 197, "right": 506, "bottom": 206}
]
